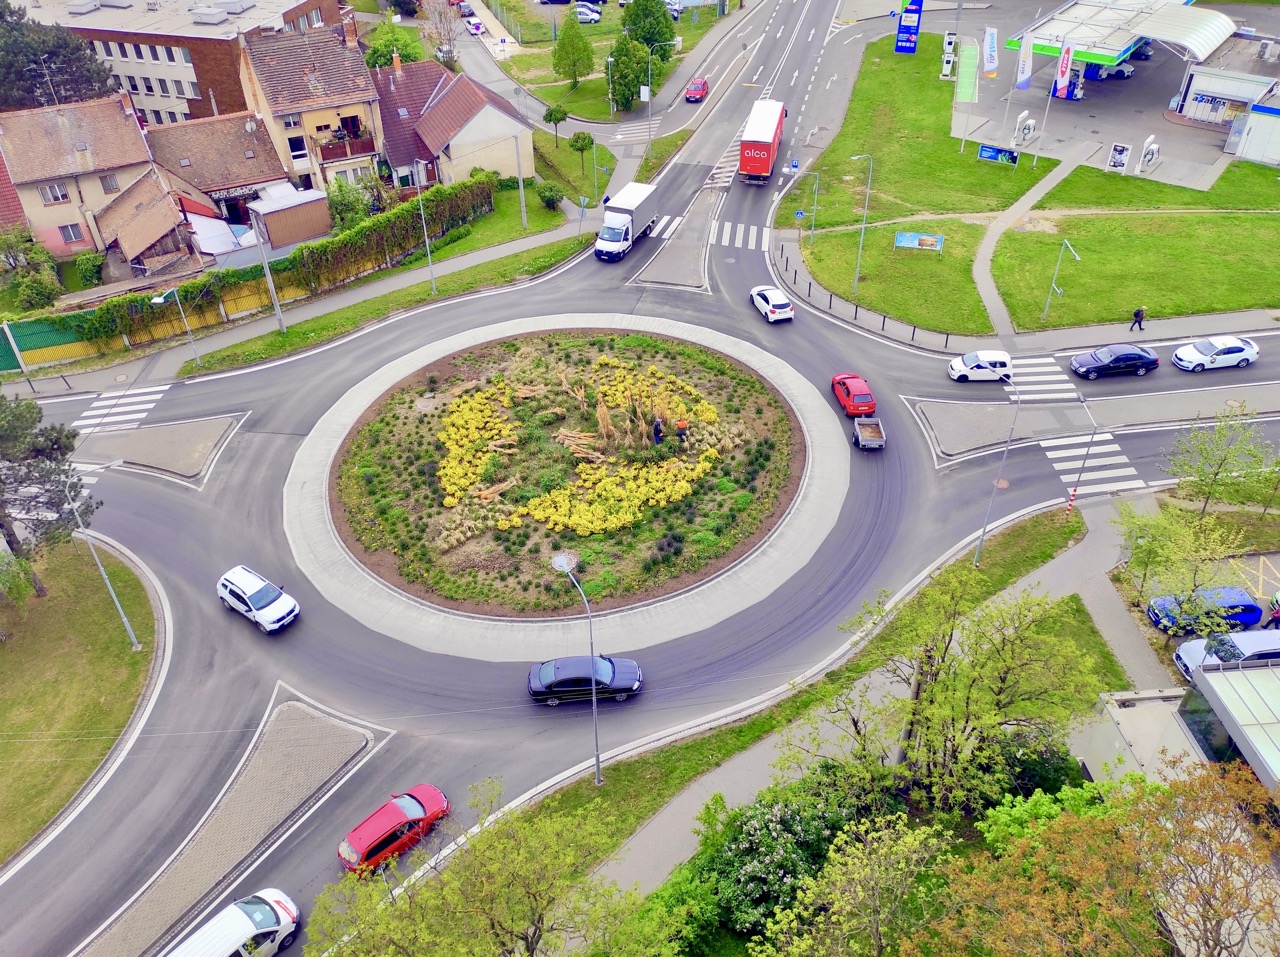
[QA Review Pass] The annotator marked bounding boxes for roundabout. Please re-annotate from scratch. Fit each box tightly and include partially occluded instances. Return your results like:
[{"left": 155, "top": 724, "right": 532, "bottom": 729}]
[{"left": 286, "top": 313, "right": 850, "bottom": 660}]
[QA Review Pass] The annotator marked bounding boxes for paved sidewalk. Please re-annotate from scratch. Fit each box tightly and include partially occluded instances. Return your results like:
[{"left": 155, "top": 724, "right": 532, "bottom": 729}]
[{"left": 594, "top": 494, "right": 1177, "bottom": 895}]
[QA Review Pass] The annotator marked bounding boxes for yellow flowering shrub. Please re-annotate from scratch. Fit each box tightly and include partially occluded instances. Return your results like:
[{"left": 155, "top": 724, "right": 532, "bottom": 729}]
[{"left": 435, "top": 383, "right": 515, "bottom": 505}]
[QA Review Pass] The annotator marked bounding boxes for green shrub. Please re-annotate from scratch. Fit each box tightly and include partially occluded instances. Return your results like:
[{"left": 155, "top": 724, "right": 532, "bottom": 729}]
[
  {"left": 536, "top": 181, "right": 565, "bottom": 211},
  {"left": 74, "top": 252, "right": 105, "bottom": 287},
  {"left": 13, "top": 268, "right": 62, "bottom": 309}
]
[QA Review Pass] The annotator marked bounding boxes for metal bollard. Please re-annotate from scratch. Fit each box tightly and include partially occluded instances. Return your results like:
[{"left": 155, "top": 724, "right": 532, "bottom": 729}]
[
  {"left": 944, "top": 333, "right": 950, "bottom": 349},
  {"left": 25, "top": 378, "right": 36, "bottom": 393},
  {"left": 808, "top": 281, "right": 812, "bottom": 296},
  {"left": 793, "top": 270, "right": 798, "bottom": 284},
  {"left": 911, "top": 326, "right": 917, "bottom": 341},
  {"left": 881, "top": 315, "right": 886, "bottom": 331},
  {"left": 829, "top": 293, "right": 833, "bottom": 309},
  {"left": 853, "top": 304, "right": 859, "bottom": 321}
]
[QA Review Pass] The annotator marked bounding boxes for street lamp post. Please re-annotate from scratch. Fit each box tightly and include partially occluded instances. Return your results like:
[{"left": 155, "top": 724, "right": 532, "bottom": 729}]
[
  {"left": 413, "top": 159, "right": 438, "bottom": 295},
  {"left": 973, "top": 380, "right": 1022, "bottom": 568},
  {"left": 249, "top": 207, "right": 287, "bottom": 333},
  {"left": 606, "top": 56, "right": 615, "bottom": 119},
  {"left": 850, "top": 154, "right": 873, "bottom": 296},
  {"left": 1066, "top": 395, "right": 1099, "bottom": 516},
  {"left": 150, "top": 287, "right": 202, "bottom": 368},
  {"left": 1041, "top": 238, "right": 1081, "bottom": 321},
  {"left": 65, "top": 460, "right": 141, "bottom": 652},
  {"left": 551, "top": 551, "right": 603, "bottom": 787},
  {"left": 645, "top": 41, "right": 678, "bottom": 158}
]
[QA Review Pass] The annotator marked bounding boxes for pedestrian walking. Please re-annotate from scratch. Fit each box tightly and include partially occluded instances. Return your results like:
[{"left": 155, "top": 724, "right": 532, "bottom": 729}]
[
  {"left": 1264, "top": 605, "right": 1280, "bottom": 630},
  {"left": 652, "top": 417, "right": 664, "bottom": 445},
  {"left": 1129, "top": 306, "right": 1146, "bottom": 331}
]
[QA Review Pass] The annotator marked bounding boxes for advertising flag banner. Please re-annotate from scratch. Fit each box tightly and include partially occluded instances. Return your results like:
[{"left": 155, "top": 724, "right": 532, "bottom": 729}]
[
  {"left": 1054, "top": 44, "right": 1073, "bottom": 99},
  {"left": 894, "top": 0, "right": 923, "bottom": 55},
  {"left": 1015, "top": 38, "right": 1034, "bottom": 90},
  {"left": 894, "top": 232, "right": 945, "bottom": 251},
  {"left": 982, "top": 27, "right": 999, "bottom": 77}
]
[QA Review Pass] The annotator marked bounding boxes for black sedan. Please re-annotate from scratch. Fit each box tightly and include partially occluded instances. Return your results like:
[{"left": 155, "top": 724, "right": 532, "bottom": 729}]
[
  {"left": 527, "top": 655, "right": 643, "bottom": 706},
  {"left": 1069, "top": 343, "right": 1159, "bottom": 379}
]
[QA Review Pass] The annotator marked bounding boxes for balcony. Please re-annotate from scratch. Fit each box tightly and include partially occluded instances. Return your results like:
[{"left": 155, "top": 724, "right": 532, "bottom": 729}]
[{"left": 314, "top": 130, "right": 376, "bottom": 163}]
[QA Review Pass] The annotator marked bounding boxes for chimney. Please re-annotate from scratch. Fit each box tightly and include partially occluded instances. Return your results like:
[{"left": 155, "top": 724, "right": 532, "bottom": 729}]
[
  {"left": 393, "top": 49, "right": 401, "bottom": 75},
  {"left": 343, "top": 17, "right": 358, "bottom": 48}
]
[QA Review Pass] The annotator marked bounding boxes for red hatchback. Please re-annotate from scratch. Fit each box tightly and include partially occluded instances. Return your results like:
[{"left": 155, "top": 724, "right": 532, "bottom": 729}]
[
  {"left": 831, "top": 374, "right": 876, "bottom": 417},
  {"left": 685, "top": 77, "right": 709, "bottom": 102},
  {"left": 338, "top": 784, "right": 450, "bottom": 873}
]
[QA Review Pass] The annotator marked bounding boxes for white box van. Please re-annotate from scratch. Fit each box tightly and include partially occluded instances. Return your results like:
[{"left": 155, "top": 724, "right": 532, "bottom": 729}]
[{"left": 166, "top": 888, "right": 300, "bottom": 957}]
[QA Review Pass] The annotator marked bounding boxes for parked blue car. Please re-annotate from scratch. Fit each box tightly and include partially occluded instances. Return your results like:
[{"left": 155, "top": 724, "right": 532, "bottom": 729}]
[{"left": 1147, "top": 586, "right": 1263, "bottom": 636}]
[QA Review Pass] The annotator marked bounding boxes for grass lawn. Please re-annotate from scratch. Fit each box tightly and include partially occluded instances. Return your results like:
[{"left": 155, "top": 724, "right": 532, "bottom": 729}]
[
  {"left": 484, "top": 0, "right": 555, "bottom": 44},
  {"left": 1056, "top": 593, "right": 1132, "bottom": 692},
  {"left": 0, "top": 276, "right": 19, "bottom": 314},
  {"left": 534, "top": 129, "right": 617, "bottom": 206},
  {"left": 347, "top": 0, "right": 379, "bottom": 11},
  {"left": 800, "top": 220, "right": 993, "bottom": 335},
  {"left": 774, "top": 34, "right": 1058, "bottom": 231},
  {"left": 993, "top": 213, "right": 1280, "bottom": 331},
  {"left": 176, "top": 235, "right": 592, "bottom": 377},
  {"left": 529, "top": 508, "right": 1086, "bottom": 856},
  {"left": 637, "top": 129, "right": 692, "bottom": 183},
  {"left": 432, "top": 189, "right": 566, "bottom": 261},
  {"left": 0, "top": 541, "right": 154, "bottom": 863},
  {"left": 1037, "top": 160, "right": 1280, "bottom": 212},
  {"left": 55, "top": 260, "right": 88, "bottom": 294}
]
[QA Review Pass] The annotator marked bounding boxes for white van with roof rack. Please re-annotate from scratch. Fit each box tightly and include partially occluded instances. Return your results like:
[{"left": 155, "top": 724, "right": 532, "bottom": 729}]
[{"left": 165, "top": 889, "right": 299, "bottom": 957}]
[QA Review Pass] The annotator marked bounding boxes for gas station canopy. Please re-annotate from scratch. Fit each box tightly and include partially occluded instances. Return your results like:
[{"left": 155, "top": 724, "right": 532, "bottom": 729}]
[{"left": 1007, "top": 0, "right": 1238, "bottom": 66}]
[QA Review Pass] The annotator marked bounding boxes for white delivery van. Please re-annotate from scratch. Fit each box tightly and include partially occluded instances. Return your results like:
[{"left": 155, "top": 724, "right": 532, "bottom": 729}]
[{"left": 166, "top": 888, "right": 300, "bottom": 957}]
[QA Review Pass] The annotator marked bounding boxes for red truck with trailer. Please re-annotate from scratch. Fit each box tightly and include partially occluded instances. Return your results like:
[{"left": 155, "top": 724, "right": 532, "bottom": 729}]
[{"left": 738, "top": 99, "right": 785, "bottom": 185}]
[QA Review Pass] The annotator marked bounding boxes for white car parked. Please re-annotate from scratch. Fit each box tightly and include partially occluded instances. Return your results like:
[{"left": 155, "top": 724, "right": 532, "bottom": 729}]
[
  {"left": 750, "top": 285, "right": 794, "bottom": 322},
  {"left": 576, "top": 6, "right": 600, "bottom": 22},
  {"left": 1171, "top": 335, "right": 1259, "bottom": 373},
  {"left": 217, "top": 565, "right": 300, "bottom": 633},
  {"left": 947, "top": 349, "right": 1012, "bottom": 382}
]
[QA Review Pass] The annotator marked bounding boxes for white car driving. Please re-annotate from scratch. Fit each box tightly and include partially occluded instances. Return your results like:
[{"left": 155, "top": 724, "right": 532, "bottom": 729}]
[
  {"left": 750, "top": 285, "right": 794, "bottom": 322},
  {"left": 463, "top": 15, "right": 486, "bottom": 34},
  {"left": 217, "top": 565, "right": 300, "bottom": 633},
  {"left": 1171, "top": 335, "right": 1258, "bottom": 373},
  {"left": 947, "top": 349, "right": 1012, "bottom": 382}
]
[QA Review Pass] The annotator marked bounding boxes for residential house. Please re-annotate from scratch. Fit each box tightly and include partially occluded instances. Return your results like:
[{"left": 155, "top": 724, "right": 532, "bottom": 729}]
[
  {"left": 148, "top": 111, "right": 289, "bottom": 224},
  {"left": 242, "top": 22, "right": 384, "bottom": 192},
  {"left": 25, "top": 0, "right": 343, "bottom": 126},
  {"left": 0, "top": 94, "right": 149, "bottom": 257},
  {"left": 413, "top": 73, "right": 533, "bottom": 185},
  {"left": 369, "top": 55, "right": 452, "bottom": 188}
]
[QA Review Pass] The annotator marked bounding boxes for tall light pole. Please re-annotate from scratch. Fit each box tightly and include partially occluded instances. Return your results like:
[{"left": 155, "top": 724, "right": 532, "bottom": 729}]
[
  {"left": 413, "top": 159, "right": 438, "bottom": 295},
  {"left": 645, "top": 40, "right": 678, "bottom": 158},
  {"left": 249, "top": 207, "right": 287, "bottom": 333},
  {"left": 1041, "top": 237, "right": 1081, "bottom": 322},
  {"left": 552, "top": 550, "right": 603, "bottom": 787},
  {"left": 150, "top": 287, "right": 202, "bottom": 368},
  {"left": 606, "top": 56, "right": 615, "bottom": 119},
  {"left": 65, "top": 460, "right": 141, "bottom": 652},
  {"left": 1066, "top": 395, "right": 1099, "bottom": 516},
  {"left": 850, "top": 154, "right": 873, "bottom": 296},
  {"left": 973, "top": 379, "right": 1022, "bottom": 568}
]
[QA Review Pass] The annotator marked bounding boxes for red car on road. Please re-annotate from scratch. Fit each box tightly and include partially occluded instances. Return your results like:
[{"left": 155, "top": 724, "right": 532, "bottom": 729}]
[
  {"left": 338, "top": 784, "right": 450, "bottom": 873},
  {"left": 831, "top": 374, "right": 876, "bottom": 417},
  {"left": 685, "top": 77, "right": 709, "bottom": 102}
]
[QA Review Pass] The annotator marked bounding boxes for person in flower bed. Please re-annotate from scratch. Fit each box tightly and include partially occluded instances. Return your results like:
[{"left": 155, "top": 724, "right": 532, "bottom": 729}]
[{"left": 653, "top": 417, "right": 665, "bottom": 445}]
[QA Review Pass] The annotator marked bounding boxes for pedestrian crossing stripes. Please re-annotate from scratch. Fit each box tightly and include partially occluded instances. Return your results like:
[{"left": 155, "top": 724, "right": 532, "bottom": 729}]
[
  {"left": 1003, "top": 357, "right": 1079, "bottom": 402},
  {"left": 1038, "top": 432, "right": 1147, "bottom": 497},
  {"left": 650, "top": 214, "right": 684, "bottom": 240},
  {"left": 708, "top": 221, "right": 772, "bottom": 252},
  {"left": 72, "top": 384, "right": 171, "bottom": 434},
  {"left": 612, "top": 117, "right": 662, "bottom": 143}
]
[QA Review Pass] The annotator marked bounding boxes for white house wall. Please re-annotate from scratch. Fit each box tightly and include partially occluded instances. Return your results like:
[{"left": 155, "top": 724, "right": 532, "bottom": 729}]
[
  {"left": 441, "top": 106, "right": 533, "bottom": 182},
  {"left": 1239, "top": 111, "right": 1280, "bottom": 164}
]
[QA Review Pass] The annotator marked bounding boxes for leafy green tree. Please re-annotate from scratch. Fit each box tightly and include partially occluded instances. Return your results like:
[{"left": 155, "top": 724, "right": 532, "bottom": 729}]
[
  {"left": 420, "top": 0, "right": 462, "bottom": 64},
  {"left": 606, "top": 35, "right": 648, "bottom": 112},
  {"left": 751, "top": 814, "right": 952, "bottom": 957},
  {"left": 1164, "top": 402, "right": 1269, "bottom": 518},
  {"left": 388, "top": 0, "right": 420, "bottom": 16},
  {"left": 13, "top": 267, "right": 61, "bottom": 309},
  {"left": 306, "top": 779, "right": 639, "bottom": 956},
  {"left": 0, "top": 0, "right": 115, "bottom": 110},
  {"left": 568, "top": 130, "right": 594, "bottom": 173},
  {"left": 0, "top": 395, "right": 88, "bottom": 595},
  {"left": 536, "top": 180, "right": 564, "bottom": 210},
  {"left": 621, "top": 0, "right": 676, "bottom": 60},
  {"left": 0, "top": 551, "right": 35, "bottom": 620},
  {"left": 326, "top": 177, "right": 370, "bottom": 232},
  {"left": 976, "top": 773, "right": 1157, "bottom": 853},
  {"left": 364, "top": 10, "right": 425, "bottom": 68},
  {"left": 543, "top": 105, "right": 569, "bottom": 146},
  {"left": 551, "top": 14, "right": 593, "bottom": 87}
]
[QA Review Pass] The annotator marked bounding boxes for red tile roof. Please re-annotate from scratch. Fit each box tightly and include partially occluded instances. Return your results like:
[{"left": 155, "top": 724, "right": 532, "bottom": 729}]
[
  {"left": 147, "top": 112, "right": 286, "bottom": 193},
  {"left": 0, "top": 95, "right": 148, "bottom": 185},
  {"left": 95, "top": 170, "right": 185, "bottom": 261},
  {"left": 369, "top": 58, "right": 453, "bottom": 171},
  {"left": 245, "top": 26, "right": 378, "bottom": 114},
  {"left": 414, "top": 74, "right": 529, "bottom": 156},
  {"left": 0, "top": 151, "right": 23, "bottom": 229}
]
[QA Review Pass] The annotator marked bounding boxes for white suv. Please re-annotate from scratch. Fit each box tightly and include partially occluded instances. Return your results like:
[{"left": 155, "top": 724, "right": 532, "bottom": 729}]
[{"left": 217, "top": 565, "right": 300, "bottom": 633}]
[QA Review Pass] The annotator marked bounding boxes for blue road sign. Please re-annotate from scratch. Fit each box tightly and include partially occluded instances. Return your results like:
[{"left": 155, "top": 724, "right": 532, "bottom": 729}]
[
  {"left": 790, "top": 158, "right": 800, "bottom": 170},
  {"left": 795, "top": 210, "right": 805, "bottom": 220}
]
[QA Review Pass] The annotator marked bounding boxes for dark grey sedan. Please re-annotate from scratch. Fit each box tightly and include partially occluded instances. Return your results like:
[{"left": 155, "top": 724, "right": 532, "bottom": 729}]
[
  {"left": 527, "top": 656, "right": 643, "bottom": 706},
  {"left": 1069, "top": 343, "right": 1159, "bottom": 379}
]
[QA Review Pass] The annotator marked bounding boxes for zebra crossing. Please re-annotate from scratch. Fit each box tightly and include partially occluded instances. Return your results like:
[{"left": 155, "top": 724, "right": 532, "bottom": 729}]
[
  {"left": 71, "top": 384, "right": 171, "bottom": 434},
  {"left": 612, "top": 117, "right": 662, "bottom": 143},
  {"left": 1039, "top": 433, "right": 1148, "bottom": 497},
  {"left": 708, "top": 221, "right": 772, "bottom": 252},
  {"left": 1003, "top": 357, "right": 1079, "bottom": 403}
]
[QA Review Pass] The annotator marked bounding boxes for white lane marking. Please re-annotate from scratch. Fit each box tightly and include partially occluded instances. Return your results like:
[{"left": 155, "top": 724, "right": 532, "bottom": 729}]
[
  {"left": 735, "top": 222, "right": 745, "bottom": 246},
  {"left": 1040, "top": 433, "right": 1115, "bottom": 446},
  {"left": 93, "top": 385, "right": 171, "bottom": 398},
  {"left": 761, "top": 227, "right": 771, "bottom": 250},
  {"left": 1070, "top": 466, "right": 1139, "bottom": 482},
  {"left": 808, "top": 27, "right": 815, "bottom": 40},
  {"left": 1018, "top": 392, "right": 1082, "bottom": 400},
  {"left": 73, "top": 411, "right": 150, "bottom": 425},
  {"left": 1073, "top": 479, "right": 1148, "bottom": 495},
  {"left": 1045, "top": 443, "right": 1121, "bottom": 459},
  {"left": 1006, "top": 383, "right": 1077, "bottom": 392},
  {"left": 721, "top": 221, "right": 731, "bottom": 245},
  {"left": 1009, "top": 357, "right": 1060, "bottom": 366},
  {"left": 653, "top": 215, "right": 671, "bottom": 236},
  {"left": 1052, "top": 455, "right": 1130, "bottom": 470},
  {"left": 1008, "top": 373, "right": 1070, "bottom": 382},
  {"left": 748, "top": 225, "right": 758, "bottom": 248},
  {"left": 661, "top": 216, "right": 683, "bottom": 238}
]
